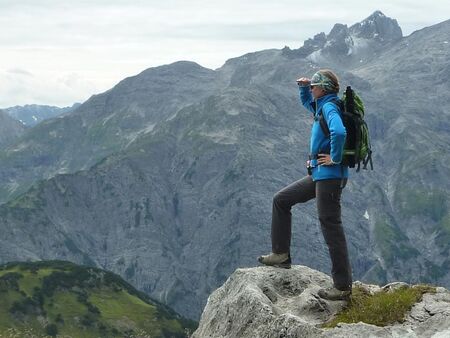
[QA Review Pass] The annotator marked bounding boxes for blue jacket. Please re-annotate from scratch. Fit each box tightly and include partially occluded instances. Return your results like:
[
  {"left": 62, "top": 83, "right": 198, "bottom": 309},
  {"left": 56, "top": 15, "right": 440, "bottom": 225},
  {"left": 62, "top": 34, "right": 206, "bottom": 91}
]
[{"left": 299, "top": 85, "right": 349, "bottom": 181}]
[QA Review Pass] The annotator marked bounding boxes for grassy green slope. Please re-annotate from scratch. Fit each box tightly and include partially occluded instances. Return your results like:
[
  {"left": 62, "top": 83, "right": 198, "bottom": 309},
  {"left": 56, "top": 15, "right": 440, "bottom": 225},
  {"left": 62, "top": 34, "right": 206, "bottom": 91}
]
[{"left": 0, "top": 260, "right": 196, "bottom": 338}]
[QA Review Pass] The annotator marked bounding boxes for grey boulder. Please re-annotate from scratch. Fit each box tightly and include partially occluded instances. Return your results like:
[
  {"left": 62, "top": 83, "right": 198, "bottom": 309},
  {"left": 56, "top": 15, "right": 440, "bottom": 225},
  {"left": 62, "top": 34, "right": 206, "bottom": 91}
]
[{"left": 192, "top": 265, "right": 450, "bottom": 338}]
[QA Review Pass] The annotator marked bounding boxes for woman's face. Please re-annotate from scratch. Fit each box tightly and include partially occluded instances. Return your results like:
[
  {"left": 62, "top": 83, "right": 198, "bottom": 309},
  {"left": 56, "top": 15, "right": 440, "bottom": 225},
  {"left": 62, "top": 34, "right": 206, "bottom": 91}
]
[{"left": 311, "top": 85, "right": 326, "bottom": 99}]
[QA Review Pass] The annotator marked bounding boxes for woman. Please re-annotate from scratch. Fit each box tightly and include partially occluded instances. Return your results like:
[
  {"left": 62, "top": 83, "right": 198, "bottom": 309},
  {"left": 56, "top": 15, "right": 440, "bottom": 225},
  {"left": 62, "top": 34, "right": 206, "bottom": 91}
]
[{"left": 257, "top": 69, "right": 353, "bottom": 301}]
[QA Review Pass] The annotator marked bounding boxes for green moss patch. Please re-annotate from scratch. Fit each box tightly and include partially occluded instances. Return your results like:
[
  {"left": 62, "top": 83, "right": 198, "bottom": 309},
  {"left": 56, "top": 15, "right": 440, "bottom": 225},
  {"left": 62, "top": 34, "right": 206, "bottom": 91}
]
[{"left": 323, "top": 284, "right": 436, "bottom": 328}]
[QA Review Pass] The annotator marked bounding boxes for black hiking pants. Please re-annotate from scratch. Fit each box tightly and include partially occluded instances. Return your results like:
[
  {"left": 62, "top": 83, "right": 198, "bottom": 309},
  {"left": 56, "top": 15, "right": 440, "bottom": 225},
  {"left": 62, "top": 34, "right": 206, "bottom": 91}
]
[{"left": 271, "top": 175, "right": 352, "bottom": 291}]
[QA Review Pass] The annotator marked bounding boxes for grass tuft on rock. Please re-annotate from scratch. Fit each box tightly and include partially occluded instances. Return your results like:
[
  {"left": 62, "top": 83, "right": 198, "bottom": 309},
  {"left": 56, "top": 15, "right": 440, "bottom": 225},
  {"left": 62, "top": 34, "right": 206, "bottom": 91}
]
[{"left": 323, "top": 284, "right": 436, "bottom": 328}]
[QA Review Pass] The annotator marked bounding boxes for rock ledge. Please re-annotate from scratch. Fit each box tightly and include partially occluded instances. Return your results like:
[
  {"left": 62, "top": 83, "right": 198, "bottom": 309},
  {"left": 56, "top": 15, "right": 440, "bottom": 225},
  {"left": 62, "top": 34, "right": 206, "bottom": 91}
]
[{"left": 192, "top": 265, "right": 450, "bottom": 338}]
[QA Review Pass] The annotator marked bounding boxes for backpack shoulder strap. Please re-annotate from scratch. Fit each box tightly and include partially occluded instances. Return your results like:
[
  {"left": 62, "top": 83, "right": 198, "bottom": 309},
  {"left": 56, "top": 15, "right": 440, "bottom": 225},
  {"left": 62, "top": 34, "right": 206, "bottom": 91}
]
[{"left": 316, "top": 98, "right": 342, "bottom": 138}]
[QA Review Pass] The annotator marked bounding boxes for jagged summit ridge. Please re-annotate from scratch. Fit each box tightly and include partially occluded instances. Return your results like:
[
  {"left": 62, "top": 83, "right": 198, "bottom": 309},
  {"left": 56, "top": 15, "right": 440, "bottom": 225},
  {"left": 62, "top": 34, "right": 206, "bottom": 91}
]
[{"left": 289, "top": 10, "right": 402, "bottom": 64}]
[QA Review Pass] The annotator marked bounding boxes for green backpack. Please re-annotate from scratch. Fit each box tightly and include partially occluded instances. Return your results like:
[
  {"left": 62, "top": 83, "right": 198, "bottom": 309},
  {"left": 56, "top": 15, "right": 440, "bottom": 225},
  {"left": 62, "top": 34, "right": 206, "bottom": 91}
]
[{"left": 318, "top": 86, "right": 373, "bottom": 171}]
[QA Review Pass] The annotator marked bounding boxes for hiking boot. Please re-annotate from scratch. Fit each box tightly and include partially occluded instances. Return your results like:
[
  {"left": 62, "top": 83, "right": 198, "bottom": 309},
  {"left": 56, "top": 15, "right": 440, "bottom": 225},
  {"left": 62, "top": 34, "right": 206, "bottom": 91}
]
[
  {"left": 257, "top": 252, "right": 291, "bottom": 269},
  {"left": 318, "top": 286, "right": 352, "bottom": 301}
]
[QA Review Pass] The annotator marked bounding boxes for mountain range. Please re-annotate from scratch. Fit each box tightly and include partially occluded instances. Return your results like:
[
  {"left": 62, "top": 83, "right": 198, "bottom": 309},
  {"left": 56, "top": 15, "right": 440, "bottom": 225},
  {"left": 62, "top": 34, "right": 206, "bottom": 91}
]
[
  {"left": 3, "top": 103, "right": 81, "bottom": 127},
  {"left": 0, "top": 10, "right": 449, "bottom": 321}
]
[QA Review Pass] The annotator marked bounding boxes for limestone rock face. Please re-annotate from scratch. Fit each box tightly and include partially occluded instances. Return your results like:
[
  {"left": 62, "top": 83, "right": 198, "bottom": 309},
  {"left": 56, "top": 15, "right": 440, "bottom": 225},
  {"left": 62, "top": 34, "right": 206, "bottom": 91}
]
[{"left": 193, "top": 266, "right": 450, "bottom": 338}]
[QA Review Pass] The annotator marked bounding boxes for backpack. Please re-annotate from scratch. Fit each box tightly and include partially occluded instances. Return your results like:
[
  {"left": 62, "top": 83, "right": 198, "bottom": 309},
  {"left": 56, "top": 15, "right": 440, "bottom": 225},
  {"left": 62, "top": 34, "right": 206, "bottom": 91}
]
[{"left": 318, "top": 86, "right": 373, "bottom": 171}]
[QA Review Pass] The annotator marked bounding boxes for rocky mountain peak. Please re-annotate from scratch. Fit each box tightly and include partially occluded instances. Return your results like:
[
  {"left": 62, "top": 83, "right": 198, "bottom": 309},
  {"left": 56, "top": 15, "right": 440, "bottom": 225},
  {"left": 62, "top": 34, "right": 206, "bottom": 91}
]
[
  {"left": 289, "top": 10, "right": 403, "bottom": 65},
  {"left": 350, "top": 10, "right": 403, "bottom": 41},
  {"left": 328, "top": 23, "right": 350, "bottom": 40}
]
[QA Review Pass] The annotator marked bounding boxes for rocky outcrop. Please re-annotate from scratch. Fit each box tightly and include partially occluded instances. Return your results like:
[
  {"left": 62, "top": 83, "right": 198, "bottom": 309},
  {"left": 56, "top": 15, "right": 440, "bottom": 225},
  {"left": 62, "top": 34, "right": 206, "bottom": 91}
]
[{"left": 193, "top": 265, "right": 450, "bottom": 338}]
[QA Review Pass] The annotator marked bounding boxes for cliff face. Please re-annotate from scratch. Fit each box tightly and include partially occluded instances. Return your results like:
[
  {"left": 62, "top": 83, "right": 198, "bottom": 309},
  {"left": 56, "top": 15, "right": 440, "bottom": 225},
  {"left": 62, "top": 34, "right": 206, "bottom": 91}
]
[
  {"left": 192, "top": 265, "right": 450, "bottom": 338},
  {"left": 0, "top": 11, "right": 449, "bottom": 321}
]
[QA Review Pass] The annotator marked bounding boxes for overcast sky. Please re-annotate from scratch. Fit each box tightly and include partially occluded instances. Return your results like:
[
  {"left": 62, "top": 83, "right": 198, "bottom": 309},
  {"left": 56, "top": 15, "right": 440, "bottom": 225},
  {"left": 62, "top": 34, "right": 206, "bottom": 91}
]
[{"left": 1, "top": 0, "right": 449, "bottom": 108}]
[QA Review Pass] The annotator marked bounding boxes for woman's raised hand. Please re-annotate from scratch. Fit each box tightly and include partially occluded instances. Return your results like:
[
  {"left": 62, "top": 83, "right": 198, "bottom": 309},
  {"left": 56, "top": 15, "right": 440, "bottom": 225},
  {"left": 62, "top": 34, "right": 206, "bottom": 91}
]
[{"left": 296, "top": 77, "right": 311, "bottom": 86}]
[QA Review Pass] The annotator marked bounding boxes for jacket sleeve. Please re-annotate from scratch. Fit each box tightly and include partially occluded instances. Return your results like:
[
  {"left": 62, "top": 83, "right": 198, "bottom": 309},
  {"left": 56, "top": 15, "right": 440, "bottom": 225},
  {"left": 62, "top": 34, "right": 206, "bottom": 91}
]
[
  {"left": 323, "top": 102, "right": 346, "bottom": 163},
  {"left": 298, "top": 86, "right": 315, "bottom": 115}
]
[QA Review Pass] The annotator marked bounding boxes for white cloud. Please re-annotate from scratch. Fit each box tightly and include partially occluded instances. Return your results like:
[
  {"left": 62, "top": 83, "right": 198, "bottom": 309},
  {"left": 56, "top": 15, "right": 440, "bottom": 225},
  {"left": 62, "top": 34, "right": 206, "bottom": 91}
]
[
  {"left": 6, "top": 68, "right": 34, "bottom": 77},
  {"left": 0, "top": 0, "right": 449, "bottom": 107},
  {"left": 0, "top": 68, "right": 99, "bottom": 108}
]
